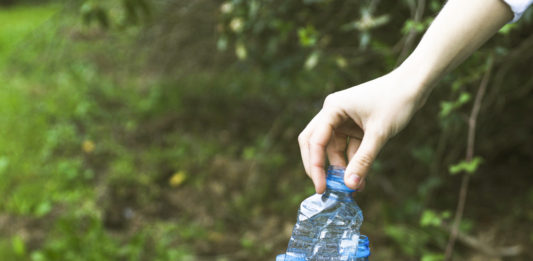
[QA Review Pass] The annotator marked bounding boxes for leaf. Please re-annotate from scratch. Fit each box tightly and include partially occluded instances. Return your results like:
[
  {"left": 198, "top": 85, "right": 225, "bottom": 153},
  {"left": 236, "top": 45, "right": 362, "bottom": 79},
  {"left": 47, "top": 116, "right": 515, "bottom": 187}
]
[
  {"left": 297, "top": 26, "right": 318, "bottom": 47},
  {"left": 242, "top": 146, "right": 256, "bottom": 160},
  {"left": 31, "top": 251, "right": 46, "bottom": 261},
  {"left": 401, "top": 17, "right": 433, "bottom": 34},
  {"left": 0, "top": 156, "right": 8, "bottom": 174},
  {"left": 430, "top": 0, "right": 442, "bottom": 12},
  {"left": 240, "top": 237, "right": 254, "bottom": 249},
  {"left": 457, "top": 92, "right": 471, "bottom": 104},
  {"left": 80, "top": 2, "right": 109, "bottom": 28},
  {"left": 235, "top": 42, "right": 247, "bottom": 60},
  {"left": 422, "top": 253, "right": 444, "bottom": 261},
  {"left": 335, "top": 56, "right": 347, "bottom": 68},
  {"left": 439, "top": 92, "right": 471, "bottom": 118},
  {"left": 449, "top": 157, "right": 483, "bottom": 175},
  {"left": 439, "top": 101, "right": 454, "bottom": 118},
  {"left": 230, "top": 17, "right": 244, "bottom": 33},
  {"left": 217, "top": 36, "right": 228, "bottom": 51},
  {"left": 220, "top": 2, "right": 233, "bottom": 14},
  {"left": 169, "top": 171, "right": 187, "bottom": 187},
  {"left": 82, "top": 140, "right": 95, "bottom": 153},
  {"left": 12, "top": 236, "right": 26, "bottom": 256},
  {"left": 35, "top": 201, "right": 52, "bottom": 217},
  {"left": 420, "top": 210, "right": 441, "bottom": 227},
  {"left": 359, "top": 32, "right": 370, "bottom": 49},
  {"left": 304, "top": 51, "right": 320, "bottom": 70},
  {"left": 499, "top": 23, "right": 517, "bottom": 35}
]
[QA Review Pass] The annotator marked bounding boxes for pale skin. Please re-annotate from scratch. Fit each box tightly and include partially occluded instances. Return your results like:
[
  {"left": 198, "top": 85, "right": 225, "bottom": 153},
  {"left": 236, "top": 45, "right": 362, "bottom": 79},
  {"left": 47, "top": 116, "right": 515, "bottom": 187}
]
[{"left": 298, "top": 0, "right": 514, "bottom": 193}]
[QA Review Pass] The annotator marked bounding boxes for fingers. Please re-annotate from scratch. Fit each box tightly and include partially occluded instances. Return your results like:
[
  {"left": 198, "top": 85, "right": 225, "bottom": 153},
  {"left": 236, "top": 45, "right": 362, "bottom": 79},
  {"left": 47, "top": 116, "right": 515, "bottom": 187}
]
[
  {"left": 344, "top": 128, "right": 387, "bottom": 190},
  {"left": 326, "top": 130, "right": 348, "bottom": 168},
  {"left": 347, "top": 137, "right": 362, "bottom": 161},
  {"left": 298, "top": 115, "right": 320, "bottom": 178},
  {"left": 308, "top": 109, "right": 345, "bottom": 193}
]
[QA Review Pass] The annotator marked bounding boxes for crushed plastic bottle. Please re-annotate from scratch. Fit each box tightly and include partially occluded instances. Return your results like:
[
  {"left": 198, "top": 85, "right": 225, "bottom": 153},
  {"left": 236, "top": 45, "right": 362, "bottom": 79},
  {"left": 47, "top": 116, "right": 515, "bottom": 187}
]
[
  {"left": 277, "top": 166, "right": 370, "bottom": 260},
  {"left": 276, "top": 235, "right": 369, "bottom": 261}
]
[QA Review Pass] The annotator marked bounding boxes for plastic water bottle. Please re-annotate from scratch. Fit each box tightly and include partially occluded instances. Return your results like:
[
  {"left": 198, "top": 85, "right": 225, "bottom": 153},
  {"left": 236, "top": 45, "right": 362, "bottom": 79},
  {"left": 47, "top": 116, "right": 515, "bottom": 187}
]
[{"left": 276, "top": 166, "right": 370, "bottom": 260}]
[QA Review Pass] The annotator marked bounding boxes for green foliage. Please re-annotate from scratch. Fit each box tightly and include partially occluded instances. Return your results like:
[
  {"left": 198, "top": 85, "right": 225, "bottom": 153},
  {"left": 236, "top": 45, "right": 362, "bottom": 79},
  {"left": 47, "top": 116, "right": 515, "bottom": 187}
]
[
  {"left": 11, "top": 236, "right": 26, "bottom": 257},
  {"left": 420, "top": 210, "right": 451, "bottom": 227},
  {"left": 498, "top": 23, "right": 518, "bottom": 35},
  {"left": 449, "top": 157, "right": 483, "bottom": 175},
  {"left": 80, "top": 0, "right": 150, "bottom": 28},
  {"left": 297, "top": 25, "right": 318, "bottom": 47},
  {"left": 1, "top": 1, "right": 533, "bottom": 260},
  {"left": 0, "top": 4, "right": 60, "bottom": 64},
  {"left": 402, "top": 18, "right": 433, "bottom": 34},
  {"left": 421, "top": 253, "right": 444, "bottom": 261},
  {"left": 439, "top": 92, "right": 471, "bottom": 118}
]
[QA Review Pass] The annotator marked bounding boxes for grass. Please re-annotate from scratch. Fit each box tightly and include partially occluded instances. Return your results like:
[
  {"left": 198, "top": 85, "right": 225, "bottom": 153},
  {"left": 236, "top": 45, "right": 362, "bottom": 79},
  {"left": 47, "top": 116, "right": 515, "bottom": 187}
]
[
  {"left": 0, "top": 3, "right": 236, "bottom": 260},
  {"left": 0, "top": 3, "right": 61, "bottom": 65}
]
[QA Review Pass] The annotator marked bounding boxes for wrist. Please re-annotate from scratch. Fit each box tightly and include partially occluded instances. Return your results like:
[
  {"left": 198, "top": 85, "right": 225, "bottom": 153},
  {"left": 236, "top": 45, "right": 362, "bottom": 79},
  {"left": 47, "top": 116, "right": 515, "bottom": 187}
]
[{"left": 389, "top": 62, "right": 434, "bottom": 110}]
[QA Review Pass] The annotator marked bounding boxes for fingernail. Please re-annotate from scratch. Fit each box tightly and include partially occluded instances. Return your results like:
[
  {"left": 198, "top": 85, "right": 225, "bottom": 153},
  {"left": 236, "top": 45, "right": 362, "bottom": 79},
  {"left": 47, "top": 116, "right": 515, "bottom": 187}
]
[{"left": 349, "top": 174, "right": 361, "bottom": 188}]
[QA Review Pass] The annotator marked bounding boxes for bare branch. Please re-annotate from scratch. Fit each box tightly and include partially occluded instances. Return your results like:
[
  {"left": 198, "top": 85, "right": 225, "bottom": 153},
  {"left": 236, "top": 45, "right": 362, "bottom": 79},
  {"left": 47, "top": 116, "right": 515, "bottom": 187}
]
[
  {"left": 440, "top": 222, "right": 522, "bottom": 257},
  {"left": 395, "top": 0, "right": 426, "bottom": 65},
  {"left": 443, "top": 56, "right": 493, "bottom": 261}
]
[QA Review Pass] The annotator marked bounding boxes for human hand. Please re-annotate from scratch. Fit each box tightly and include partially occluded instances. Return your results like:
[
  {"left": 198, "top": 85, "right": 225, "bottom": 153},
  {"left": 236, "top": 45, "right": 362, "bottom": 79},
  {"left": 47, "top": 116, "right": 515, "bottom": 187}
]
[
  {"left": 298, "top": 70, "right": 425, "bottom": 193},
  {"left": 298, "top": 0, "right": 512, "bottom": 194}
]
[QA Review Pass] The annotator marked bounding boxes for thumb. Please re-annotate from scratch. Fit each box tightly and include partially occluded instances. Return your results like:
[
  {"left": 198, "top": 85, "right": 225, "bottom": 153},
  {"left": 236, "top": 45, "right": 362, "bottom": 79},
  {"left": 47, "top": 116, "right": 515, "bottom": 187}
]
[{"left": 344, "top": 130, "right": 386, "bottom": 189}]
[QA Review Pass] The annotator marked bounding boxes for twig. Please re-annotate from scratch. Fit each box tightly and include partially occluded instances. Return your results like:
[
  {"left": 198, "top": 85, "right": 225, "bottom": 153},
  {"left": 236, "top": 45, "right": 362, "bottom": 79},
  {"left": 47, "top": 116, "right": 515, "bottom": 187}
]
[
  {"left": 395, "top": 0, "right": 426, "bottom": 65},
  {"left": 443, "top": 56, "right": 493, "bottom": 261},
  {"left": 440, "top": 222, "right": 522, "bottom": 257}
]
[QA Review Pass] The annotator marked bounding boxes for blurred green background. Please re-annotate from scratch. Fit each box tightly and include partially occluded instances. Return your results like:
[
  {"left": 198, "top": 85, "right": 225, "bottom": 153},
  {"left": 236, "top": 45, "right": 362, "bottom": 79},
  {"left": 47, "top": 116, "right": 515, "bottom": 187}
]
[{"left": 1, "top": 0, "right": 532, "bottom": 260}]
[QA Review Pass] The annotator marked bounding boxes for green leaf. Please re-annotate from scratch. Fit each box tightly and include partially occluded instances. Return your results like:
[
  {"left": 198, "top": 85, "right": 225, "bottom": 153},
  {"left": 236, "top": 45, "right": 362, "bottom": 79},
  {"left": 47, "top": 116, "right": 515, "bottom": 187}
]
[
  {"left": 0, "top": 156, "right": 8, "bottom": 174},
  {"left": 298, "top": 26, "right": 318, "bottom": 47},
  {"left": 439, "top": 101, "right": 454, "bottom": 118},
  {"left": 31, "top": 251, "right": 46, "bottom": 261},
  {"left": 420, "top": 210, "right": 441, "bottom": 227},
  {"left": 12, "top": 236, "right": 26, "bottom": 256},
  {"left": 449, "top": 157, "right": 483, "bottom": 175},
  {"left": 499, "top": 23, "right": 517, "bottom": 35},
  {"left": 235, "top": 42, "right": 247, "bottom": 60},
  {"left": 422, "top": 253, "right": 444, "bottom": 261},
  {"left": 242, "top": 147, "right": 256, "bottom": 160},
  {"left": 240, "top": 237, "right": 254, "bottom": 249},
  {"left": 217, "top": 36, "right": 228, "bottom": 51},
  {"left": 439, "top": 92, "right": 471, "bottom": 118},
  {"left": 402, "top": 18, "right": 433, "bottom": 35},
  {"left": 35, "top": 201, "right": 52, "bottom": 217},
  {"left": 430, "top": 0, "right": 442, "bottom": 12},
  {"left": 457, "top": 92, "right": 471, "bottom": 105},
  {"left": 335, "top": 56, "right": 347, "bottom": 68}
]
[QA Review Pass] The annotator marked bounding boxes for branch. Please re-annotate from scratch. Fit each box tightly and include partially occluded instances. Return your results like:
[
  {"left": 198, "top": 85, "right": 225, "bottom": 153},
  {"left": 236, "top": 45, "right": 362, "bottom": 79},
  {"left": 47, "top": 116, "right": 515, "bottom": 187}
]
[
  {"left": 443, "top": 56, "right": 493, "bottom": 261},
  {"left": 395, "top": 0, "right": 426, "bottom": 65},
  {"left": 440, "top": 222, "right": 522, "bottom": 257}
]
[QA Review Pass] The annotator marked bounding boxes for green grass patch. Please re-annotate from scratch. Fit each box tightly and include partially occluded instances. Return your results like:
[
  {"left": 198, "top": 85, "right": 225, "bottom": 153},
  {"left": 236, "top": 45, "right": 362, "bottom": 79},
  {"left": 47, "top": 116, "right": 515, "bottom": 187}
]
[{"left": 0, "top": 3, "right": 61, "bottom": 65}]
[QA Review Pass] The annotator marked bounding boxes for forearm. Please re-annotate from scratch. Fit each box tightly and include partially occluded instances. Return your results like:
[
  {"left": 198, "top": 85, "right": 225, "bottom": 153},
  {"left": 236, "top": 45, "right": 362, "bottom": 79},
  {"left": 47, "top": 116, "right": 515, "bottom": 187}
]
[{"left": 396, "top": 0, "right": 513, "bottom": 104}]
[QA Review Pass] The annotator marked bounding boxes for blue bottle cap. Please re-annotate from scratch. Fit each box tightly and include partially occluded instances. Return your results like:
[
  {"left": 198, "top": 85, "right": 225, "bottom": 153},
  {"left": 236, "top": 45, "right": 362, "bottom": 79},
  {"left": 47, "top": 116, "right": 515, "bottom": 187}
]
[
  {"left": 355, "top": 235, "right": 371, "bottom": 258},
  {"left": 326, "top": 165, "right": 356, "bottom": 193}
]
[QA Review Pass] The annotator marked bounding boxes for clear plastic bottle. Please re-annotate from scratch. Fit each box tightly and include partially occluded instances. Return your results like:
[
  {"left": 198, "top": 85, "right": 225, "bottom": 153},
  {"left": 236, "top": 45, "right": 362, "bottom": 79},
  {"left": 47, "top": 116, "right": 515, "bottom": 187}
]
[{"left": 276, "top": 166, "right": 370, "bottom": 260}]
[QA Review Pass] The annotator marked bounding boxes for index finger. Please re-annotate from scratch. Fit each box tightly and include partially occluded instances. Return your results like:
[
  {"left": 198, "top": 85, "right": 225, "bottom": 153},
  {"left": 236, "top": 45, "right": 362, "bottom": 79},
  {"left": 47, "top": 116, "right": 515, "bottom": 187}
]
[{"left": 308, "top": 109, "right": 345, "bottom": 192}]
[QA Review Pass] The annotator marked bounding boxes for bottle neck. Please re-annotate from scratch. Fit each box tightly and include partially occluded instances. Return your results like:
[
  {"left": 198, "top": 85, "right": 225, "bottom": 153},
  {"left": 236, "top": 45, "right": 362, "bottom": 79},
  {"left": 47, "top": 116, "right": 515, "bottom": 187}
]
[{"left": 325, "top": 165, "right": 356, "bottom": 198}]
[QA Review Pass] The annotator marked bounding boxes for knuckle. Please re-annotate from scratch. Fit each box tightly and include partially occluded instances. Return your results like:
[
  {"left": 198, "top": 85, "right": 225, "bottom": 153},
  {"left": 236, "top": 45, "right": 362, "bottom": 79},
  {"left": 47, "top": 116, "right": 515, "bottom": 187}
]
[
  {"left": 323, "top": 94, "right": 337, "bottom": 107},
  {"left": 373, "top": 129, "right": 388, "bottom": 141},
  {"left": 309, "top": 135, "right": 325, "bottom": 148},
  {"left": 368, "top": 125, "right": 389, "bottom": 142},
  {"left": 356, "top": 153, "right": 374, "bottom": 169},
  {"left": 297, "top": 132, "right": 307, "bottom": 145}
]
